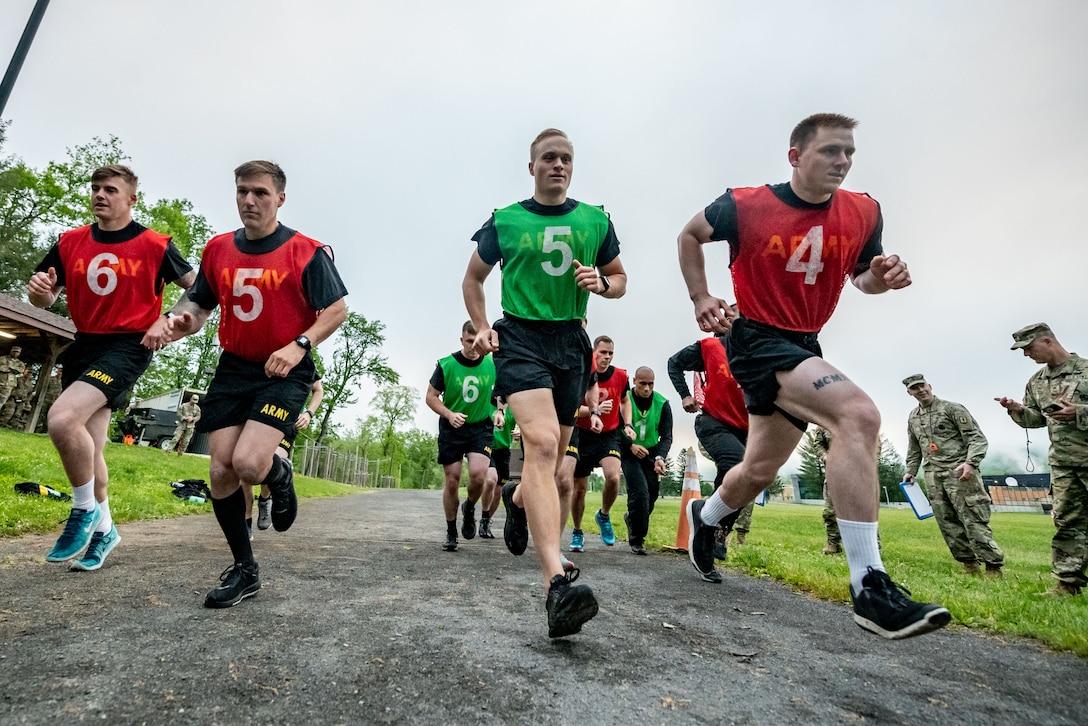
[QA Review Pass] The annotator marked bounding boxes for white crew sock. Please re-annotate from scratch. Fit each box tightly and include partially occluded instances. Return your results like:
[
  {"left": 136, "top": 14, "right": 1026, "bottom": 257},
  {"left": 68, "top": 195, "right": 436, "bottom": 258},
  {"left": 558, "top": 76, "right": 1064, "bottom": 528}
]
[
  {"left": 699, "top": 491, "right": 736, "bottom": 527},
  {"left": 96, "top": 497, "right": 113, "bottom": 533},
  {"left": 72, "top": 478, "right": 95, "bottom": 511},
  {"left": 838, "top": 518, "right": 884, "bottom": 593}
]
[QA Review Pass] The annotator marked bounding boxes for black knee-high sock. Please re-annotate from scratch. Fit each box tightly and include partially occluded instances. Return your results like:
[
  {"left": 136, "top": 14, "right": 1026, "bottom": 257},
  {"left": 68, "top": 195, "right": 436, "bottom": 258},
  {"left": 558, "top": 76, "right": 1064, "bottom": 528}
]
[
  {"left": 260, "top": 456, "right": 288, "bottom": 488},
  {"left": 212, "top": 488, "right": 255, "bottom": 566}
]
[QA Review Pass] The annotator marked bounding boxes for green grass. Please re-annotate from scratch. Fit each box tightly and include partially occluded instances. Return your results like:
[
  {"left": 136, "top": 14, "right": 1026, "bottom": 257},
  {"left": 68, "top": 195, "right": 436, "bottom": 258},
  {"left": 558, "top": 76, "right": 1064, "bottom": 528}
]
[
  {"left": 0, "top": 429, "right": 358, "bottom": 537},
  {"left": 585, "top": 493, "right": 1088, "bottom": 657},
  {"left": 3, "top": 427, "right": 1083, "bottom": 656}
]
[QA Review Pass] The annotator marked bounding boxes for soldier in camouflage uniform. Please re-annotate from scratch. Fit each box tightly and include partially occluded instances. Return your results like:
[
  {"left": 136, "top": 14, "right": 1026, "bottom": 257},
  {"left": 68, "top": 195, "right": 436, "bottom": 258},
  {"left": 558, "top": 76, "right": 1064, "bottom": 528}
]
[
  {"left": 810, "top": 426, "right": 842, "bottom": 553},
  {"left": 167, "top": 394, "right": 202, "bottom": 455},
  {"left": 904, "top": 374, "right": 1003, "bottom": 575},
  {"left": 0, "top": 367, "right": 34, "bottom": 428},
  {"left": 0, "top": 345, "right": 27, "bottom": 414},
  {"left": 997, "top": 323, "right": 1088, "bottom": 596}
]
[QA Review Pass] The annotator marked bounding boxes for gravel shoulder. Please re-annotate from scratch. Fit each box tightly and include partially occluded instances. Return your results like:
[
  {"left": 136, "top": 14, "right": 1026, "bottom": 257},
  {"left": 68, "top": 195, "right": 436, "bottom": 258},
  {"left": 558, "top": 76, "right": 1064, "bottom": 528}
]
[{"left": 1, "top": 488, "right": 1085, "bottom": 725}]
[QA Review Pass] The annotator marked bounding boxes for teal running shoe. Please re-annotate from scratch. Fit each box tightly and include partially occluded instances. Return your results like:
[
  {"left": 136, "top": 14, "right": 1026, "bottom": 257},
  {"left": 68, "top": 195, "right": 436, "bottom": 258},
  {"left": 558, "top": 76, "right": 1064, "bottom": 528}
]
[
  {"left": 595, "top": 510, "right": 615, "bottom": 546},
  {"left": 46, "top": 505, "right": 102, "bottom": 562},
  {"left": 70, "top": 525, "right": 120, "bottom": 571}
]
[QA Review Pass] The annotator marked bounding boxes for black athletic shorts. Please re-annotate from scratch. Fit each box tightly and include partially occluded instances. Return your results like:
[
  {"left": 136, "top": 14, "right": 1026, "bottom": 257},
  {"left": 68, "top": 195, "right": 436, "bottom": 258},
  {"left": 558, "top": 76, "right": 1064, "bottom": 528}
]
[
  {"left": 437, "top": 418, "right": 493, "bottom": 465},
  {"left": 573, "top": 428, "right": 622, "bottom": 478},
  {"left": 278, "top": 424, "right": 300, "bottom": 457},
  {"left": 199, "top": 351, "right": 315, "bottom": 436},
  {"left": 60, "top": 333, "right": 152, "bottom": 411},
  {"left": 565, "top": 426, "right": 580, "bottom": 460},
  {"left": 726, "top": 317, "right": 820, "bottom": 427},
  {"left": 492, "top": 315, "right": 591, "bottom": 427},
  {"left": 491, "top": 447, "right": 511, "bottom": 484}
]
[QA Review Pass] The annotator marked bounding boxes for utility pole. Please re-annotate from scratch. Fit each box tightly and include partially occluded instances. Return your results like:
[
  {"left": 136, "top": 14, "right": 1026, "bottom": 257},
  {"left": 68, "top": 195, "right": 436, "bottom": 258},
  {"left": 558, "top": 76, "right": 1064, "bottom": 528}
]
[{"left": 0, "top": 0, "right": 51, "bottom": 117}]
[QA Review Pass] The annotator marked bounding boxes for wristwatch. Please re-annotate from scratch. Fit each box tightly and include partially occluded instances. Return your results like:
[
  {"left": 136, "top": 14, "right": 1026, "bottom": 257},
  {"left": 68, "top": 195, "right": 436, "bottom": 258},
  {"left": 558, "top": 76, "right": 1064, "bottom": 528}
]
[
  {"left": 598, "top": 275, "right": 611, "bottom": 294},
  {"left": 294, "top": 335, "right": 312, "bottom": 351}
]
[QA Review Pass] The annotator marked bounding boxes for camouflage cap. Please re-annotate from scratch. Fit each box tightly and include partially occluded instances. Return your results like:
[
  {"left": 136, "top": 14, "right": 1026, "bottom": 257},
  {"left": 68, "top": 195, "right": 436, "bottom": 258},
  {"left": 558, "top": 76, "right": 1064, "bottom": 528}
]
[
  {"left": 1010, "top": 322, "right": 1054, "bottom": 350},
  {"left": 901, "top": 374, "right": 927, "bottom": 388}
]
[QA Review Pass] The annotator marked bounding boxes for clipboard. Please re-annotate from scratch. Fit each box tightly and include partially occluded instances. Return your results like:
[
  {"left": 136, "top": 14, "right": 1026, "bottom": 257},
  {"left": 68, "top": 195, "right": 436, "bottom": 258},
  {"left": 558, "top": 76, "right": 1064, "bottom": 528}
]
[
  {"left": 899, "top": 480, "right": 934, "bottom": 520},
  {"left": 754, "top": 489, "right": 767, "bottom": 507}
]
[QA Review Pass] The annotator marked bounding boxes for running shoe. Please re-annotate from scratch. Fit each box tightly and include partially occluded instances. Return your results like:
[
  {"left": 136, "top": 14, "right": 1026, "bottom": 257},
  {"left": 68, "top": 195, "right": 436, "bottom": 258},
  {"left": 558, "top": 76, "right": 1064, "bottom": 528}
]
[
  {"left": 686, "top": 500, "right": 718, "bottom": 581},
  {"left": 257, "top": 497, "right": 272, "bottom": 530},
  {"left": 461, "top": 499, "right": 477, "bottom": 540},
  {"left": 569, "top": 529, "right": 584, "bottom": 553},
  {"left": 501, "top": 481, "right": 528, "bottom": 555},
  {"left": 204, "top": 562, "right": 261, "bottom": 608},
  {"left": 46, "top": 505, "right": 102, "bottom": 562},
  {"left": 442, "top": 533, "right": 458, "bottom": 552},
  {"left": 594, "top": 510, "right": 615, "bottom": 546},
  {"left": 478, "top": 517, "right": 494, "bottom": 539},
  {"left": 70, "top": 525, "right": 120, "bottom": 571},
  {"left": 546, "top": 571, "right": 599, "bottom": 638},
  {"left": 851, "top": 567, "right": 951, "bottom": 640},
  {"left": 630, "top": 544, "right": 647, "bottom": 556},
  {"left": 268, "top": 457, "right": 297, "bottom": 532}
]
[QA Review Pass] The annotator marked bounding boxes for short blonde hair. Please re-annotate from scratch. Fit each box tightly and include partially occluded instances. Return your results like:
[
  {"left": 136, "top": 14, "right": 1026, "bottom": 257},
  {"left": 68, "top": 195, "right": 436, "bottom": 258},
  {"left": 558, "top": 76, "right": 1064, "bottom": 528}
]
[{"left": 530, "top": 128, "right": 571, "bottom": 161}]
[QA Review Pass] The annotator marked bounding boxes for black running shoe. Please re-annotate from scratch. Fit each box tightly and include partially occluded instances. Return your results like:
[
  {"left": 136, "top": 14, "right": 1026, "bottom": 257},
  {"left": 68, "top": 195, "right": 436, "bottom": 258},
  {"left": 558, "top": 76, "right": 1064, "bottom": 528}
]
[
  {"left": 502, "top": 481, "right": 528, "bottom": 556},
  {"left": 442, "top": 533, "right": 458, "bottom": 552},
  {"left": 851, "top": 567, "right": 952, "bottom": 640},
  {"left": 546, "top": 571, "right": 599, "bottom": 638},
  {"left": 268, "top": 457, "right": 297, "bottom": 532},
  {"left": 478, "top": 518, "right": 494, "bottom": 539},
  {"left": 204, "top": 562, "right": 261, "bottom": 608},
  {"left": 700, "top": 569, "right": 723, "bottom": 584},
  {"left": 461, "top": 499, "right": 477, "bottom": 540},
  {"left": 686, "top": 499, "right": 717, "bottom": 579}
]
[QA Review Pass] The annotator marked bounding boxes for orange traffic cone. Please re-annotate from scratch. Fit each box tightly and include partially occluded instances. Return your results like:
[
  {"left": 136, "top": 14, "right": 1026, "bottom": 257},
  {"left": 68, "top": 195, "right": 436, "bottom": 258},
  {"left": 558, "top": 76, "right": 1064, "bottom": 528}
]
[{"left": 673, "top": 447, "right": 702, "bottom": 551}]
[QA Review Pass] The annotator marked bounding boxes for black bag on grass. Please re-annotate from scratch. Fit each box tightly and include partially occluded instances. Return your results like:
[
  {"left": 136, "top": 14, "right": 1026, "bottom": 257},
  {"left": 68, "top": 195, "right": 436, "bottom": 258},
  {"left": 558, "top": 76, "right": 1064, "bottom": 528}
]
[
  {"left": 14, "top": 482, "right": 71, "bottom": 501},
  {"left": 170, "top": 478, "right": 212, "bottom": 502}
]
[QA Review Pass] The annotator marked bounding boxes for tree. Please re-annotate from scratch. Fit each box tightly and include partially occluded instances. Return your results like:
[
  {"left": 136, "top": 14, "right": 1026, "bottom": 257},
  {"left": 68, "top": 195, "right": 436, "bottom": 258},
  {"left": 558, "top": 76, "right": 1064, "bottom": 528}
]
[
  {"left": 877, "top": 434, "right": 908, "bottom": 503},
  {"left": 795, "top": 429, "right": 827, "bottom": 500},
  {"left": 766, "top": 475, "right": 787, "bottom": 498},
  {"left": 400, "top": 428, "right": 442, "bottom": 490},
  {"left": 370, "top": 385, "right": 418, "bottom": 457},
  {"left": 317, "top": 311, "right": 398, "bottom": 444},
  {"left": 658, "top": 452, "right": 684, "bottom": 498}
]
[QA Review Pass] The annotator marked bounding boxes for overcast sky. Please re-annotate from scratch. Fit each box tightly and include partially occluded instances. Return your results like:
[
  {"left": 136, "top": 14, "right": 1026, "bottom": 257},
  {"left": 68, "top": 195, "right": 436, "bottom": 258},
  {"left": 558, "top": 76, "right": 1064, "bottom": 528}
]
[{"left": 3, "top": 1, "right": 1085, "bottom": 477}]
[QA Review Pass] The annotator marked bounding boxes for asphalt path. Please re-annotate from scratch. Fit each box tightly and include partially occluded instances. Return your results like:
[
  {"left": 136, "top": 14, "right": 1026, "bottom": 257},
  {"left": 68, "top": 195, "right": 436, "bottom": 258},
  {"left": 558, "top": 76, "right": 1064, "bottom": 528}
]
[{"left": 1, "top": 488, "right": 1086, "bottom": 725}]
